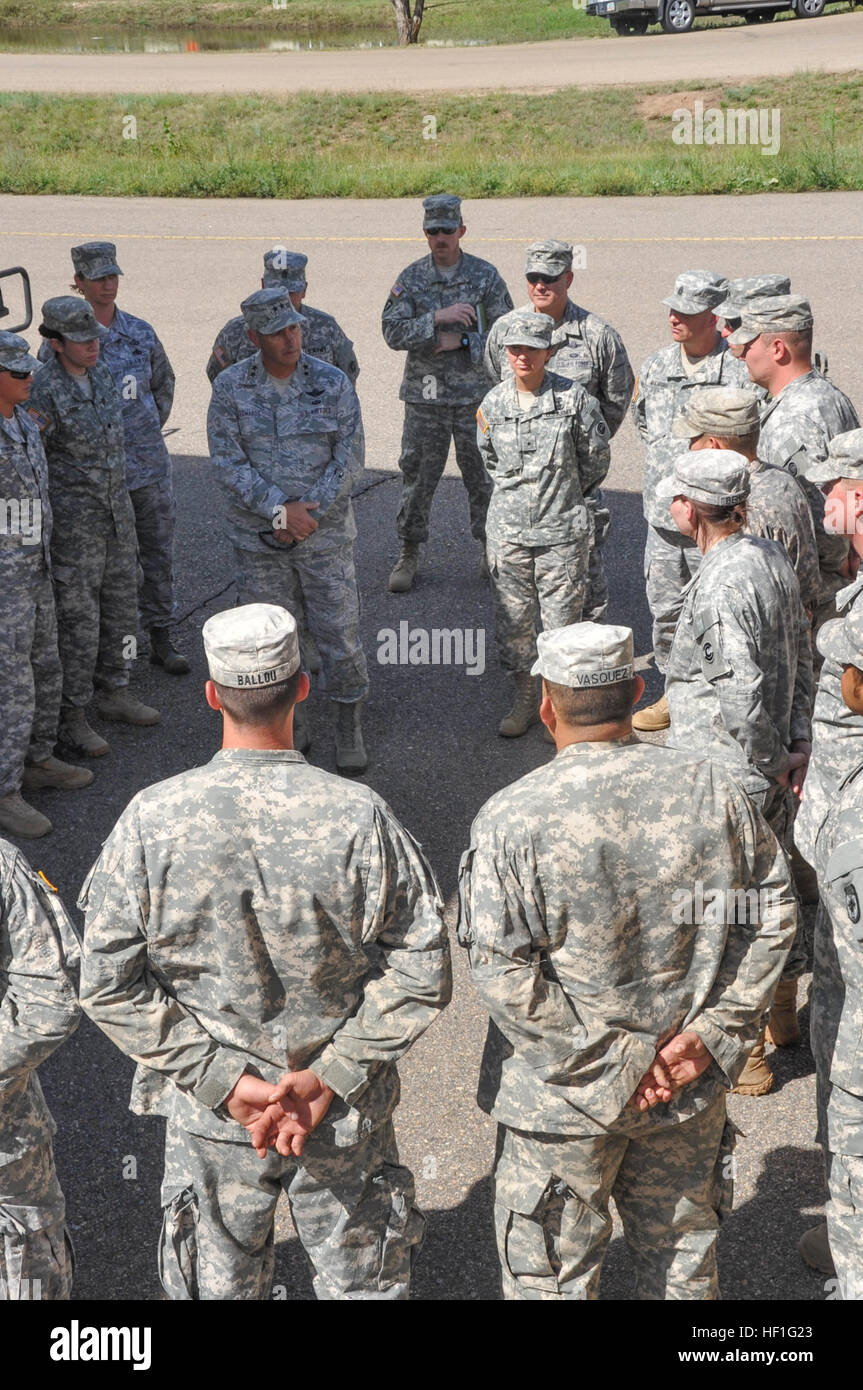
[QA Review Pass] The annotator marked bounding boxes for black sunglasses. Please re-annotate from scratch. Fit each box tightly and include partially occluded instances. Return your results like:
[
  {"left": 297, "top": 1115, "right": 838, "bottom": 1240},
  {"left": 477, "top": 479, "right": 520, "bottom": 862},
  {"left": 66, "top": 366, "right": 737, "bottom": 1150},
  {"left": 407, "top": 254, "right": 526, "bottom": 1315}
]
[
  {"left": 425, "top": 226, "right": 457, "bottom": 237},
  {"left": 4, "top": 369, "right": 32, "bottom": 380},
  {"left": 526, "top": 273, "right": 562, "bottom": 287}
]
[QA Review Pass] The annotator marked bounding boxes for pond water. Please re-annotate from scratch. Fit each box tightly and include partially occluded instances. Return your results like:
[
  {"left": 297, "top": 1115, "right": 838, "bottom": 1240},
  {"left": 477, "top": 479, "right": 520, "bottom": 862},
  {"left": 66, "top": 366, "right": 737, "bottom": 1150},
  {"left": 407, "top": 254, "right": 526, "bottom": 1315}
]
[{"left": 0, "top": 24, "right": 491, "bottom": 53}]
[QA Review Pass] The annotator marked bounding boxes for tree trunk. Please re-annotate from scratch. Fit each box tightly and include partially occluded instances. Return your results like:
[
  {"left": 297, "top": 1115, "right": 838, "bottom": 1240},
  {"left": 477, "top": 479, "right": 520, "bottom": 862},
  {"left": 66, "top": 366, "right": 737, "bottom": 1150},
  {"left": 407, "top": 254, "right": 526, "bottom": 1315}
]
[{"left": 390, "top": 0, "right": 425, "bottom": 45}]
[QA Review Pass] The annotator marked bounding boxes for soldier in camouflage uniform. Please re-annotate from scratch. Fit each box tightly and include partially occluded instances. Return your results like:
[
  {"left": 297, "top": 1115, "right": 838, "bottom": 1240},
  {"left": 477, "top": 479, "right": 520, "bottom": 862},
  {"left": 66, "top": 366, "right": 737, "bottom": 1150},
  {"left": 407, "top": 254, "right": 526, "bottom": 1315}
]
[
  {"left": 1, "top": 837, "right": 81, "bottom": 1300},
  {"left": 661, "top": 450, "right": 812, "bottom": 1095},
  {"left": 632, "top": 271, "right": 752, "bottom": 732},
  {"left": 483, "top": 239, "right": 633, "bottom": 622},
  {"left": 458, "top": 622, "right": 795, "bottom": 1300},
  {"left": 476, "top": 312, "right": 610, "bottom": 737},
  {"left": 794, "top": 432, "right": 863, "bottom": 1275},
  {"left": 381, "top": 193, "right": 513, "bottom": 592},
  {"left": 207, "top": 288, "right": 369, "bottom": 774},
  {"left": 0, "top": 332, "right": 92, "bottom": 841},
  {"left": 206, "top": 249, "right": 359, "bottom": 386},
  {"left": 29, "top": 298, "right": 159, "bottom": 760},
  {"left": 730, "top": 295, "right": 859, "bottom": 629},
  {"left": 674, "top": 387, "right": 820, "bottom": 620},
  {"left": 78, "top": 604, "right": 451, "bottom": 1301},
  {"left": 44, "top": 242, "right": 189, "bottom": 675}
]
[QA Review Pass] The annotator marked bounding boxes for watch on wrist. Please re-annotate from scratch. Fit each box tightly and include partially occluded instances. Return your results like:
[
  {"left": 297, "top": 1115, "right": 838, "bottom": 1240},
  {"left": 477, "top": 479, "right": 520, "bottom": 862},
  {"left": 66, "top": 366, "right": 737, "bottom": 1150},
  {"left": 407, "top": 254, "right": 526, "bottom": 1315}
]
[{"left": 460, "top": 333, "right": 470, "bottom": 349}]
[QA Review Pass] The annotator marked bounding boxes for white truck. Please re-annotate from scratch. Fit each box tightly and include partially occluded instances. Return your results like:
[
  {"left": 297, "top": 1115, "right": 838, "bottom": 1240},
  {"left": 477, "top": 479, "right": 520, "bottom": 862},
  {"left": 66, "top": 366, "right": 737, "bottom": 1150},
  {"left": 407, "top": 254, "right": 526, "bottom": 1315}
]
[{"left": 587, "top": 0, "right": 829, "bottom": 34}]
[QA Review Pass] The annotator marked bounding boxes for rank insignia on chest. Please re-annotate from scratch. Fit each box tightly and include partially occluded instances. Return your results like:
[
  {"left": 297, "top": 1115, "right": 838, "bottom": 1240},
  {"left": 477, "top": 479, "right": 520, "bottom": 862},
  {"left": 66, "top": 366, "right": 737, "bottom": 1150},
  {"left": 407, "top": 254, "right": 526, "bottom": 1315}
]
[{"left": 304, "top": 387, "right": 326, "bottom": 400}]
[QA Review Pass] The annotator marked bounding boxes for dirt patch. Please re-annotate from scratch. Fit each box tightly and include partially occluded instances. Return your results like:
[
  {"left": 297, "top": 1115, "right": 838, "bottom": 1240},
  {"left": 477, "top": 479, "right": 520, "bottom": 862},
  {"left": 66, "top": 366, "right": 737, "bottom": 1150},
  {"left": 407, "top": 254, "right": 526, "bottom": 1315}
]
[{"left": 636, "top": 88, "right": 726, "bottom": 119}]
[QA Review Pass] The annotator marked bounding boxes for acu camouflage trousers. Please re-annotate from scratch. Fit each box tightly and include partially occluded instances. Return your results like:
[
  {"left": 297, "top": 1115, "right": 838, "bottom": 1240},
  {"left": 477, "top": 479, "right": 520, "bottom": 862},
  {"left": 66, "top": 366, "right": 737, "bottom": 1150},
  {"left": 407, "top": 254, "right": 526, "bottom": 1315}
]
[
  {"left": 395, "top": 401, "right": 491, "bottom": 544},
  {"left": 0, "top": 1143, "right": 73, "bottom": 1301},
  {"left": 130, "top": 476, "right": 177, "bottom": 631},
  {"left": 494, "top": 1092, "right": 733, "bottom": 1300},
  {"left": 644, "top": 524, "right": 702, "bottom": 674},
  {"left": 159, "top": 1119, "right": 423, "bottom": 1301},
  {"left": 0, "top": 559, "right": 62, "bottom": 798},
  {"left": 487, "top": 533, "right": 590, "bottom": 674},
  {"left": 51, "top": 512, "right": 138, "bottom": 713}
]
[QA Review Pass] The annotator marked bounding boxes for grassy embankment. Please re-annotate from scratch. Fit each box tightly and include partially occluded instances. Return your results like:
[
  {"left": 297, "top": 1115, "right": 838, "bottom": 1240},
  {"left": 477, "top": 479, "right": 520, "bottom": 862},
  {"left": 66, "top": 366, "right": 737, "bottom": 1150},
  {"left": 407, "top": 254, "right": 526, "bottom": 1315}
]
[
  {"left": 1, "top": 77, "right": 861, "bottom": 197},
  {"left": 0, "top": 0, "right": 612, "bottom": 43}
]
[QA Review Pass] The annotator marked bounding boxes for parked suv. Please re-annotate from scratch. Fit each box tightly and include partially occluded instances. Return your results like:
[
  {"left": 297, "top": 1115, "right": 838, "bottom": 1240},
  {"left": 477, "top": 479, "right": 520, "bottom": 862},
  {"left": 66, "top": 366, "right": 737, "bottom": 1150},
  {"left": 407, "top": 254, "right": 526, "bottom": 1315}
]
[{"left": 587, "top": 0, "right": 827, "bottom": 34}]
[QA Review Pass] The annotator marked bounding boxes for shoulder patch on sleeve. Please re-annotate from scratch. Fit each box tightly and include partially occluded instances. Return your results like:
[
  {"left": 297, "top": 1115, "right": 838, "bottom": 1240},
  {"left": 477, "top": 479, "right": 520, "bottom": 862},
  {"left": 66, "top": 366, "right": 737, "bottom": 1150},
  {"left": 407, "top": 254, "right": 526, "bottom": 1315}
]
[
  {"left": 784, "top": 445, "right": 808, "bottom": 478},
  {"left": 476, "top": 406, "right": 489, "bottom": 435},
  {"left": 26, "top": 408, "right": 49, "bottom": 432},
  {"left": 212, "top": 345, "right": 227, "bottom": 367},
  {"left": 632, "top": 374, "right": 639, "bottom": 403},
  {"left": 37, "top": 870, "right": 58, "bottom": 893},
  {"left": 390, "top": 283, "right": 405, "bottom": 299}
]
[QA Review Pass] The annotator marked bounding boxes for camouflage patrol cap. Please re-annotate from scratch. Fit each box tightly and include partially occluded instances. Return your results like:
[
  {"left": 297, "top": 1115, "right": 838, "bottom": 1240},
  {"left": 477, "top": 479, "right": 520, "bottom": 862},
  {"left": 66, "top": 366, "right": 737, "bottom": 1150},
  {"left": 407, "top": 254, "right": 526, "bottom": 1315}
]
[
  {"left": 524, "top": 240, "right": 573, "bottom": 278},
  {"left": 241, "top": 288, "right": 306, "bottom": 336},
  {"left": 715, "top": 274, "right": 791, "bottom": 321},
  {"left": 71, "top": 241, "right": 123, "bottom": 280},
  {"left": 531, "top": 622, "right": 634, "bottom": 688},
  {"left": 817, "top": 605, "right": 863, "bottom": 672},
  {"left": 805, "top": 428, "right": 863, "bottom": 485},
  {"left": 203, "top": 603, "right": 301, "bottom": 688},
  {"left": 423, "top": 194, "right": 462, "bottom": 230},
  {"left": 672, "top": 386, "right": 762, "bottom": 439},
  {"left": 662, "top": 270, "right": 729, "bottom": 316},
  {"left": 502, "top": 310, "right": 555, "bottom": 350},
  {"left": 656, "top": 448, "right": 751, "bottom": 509},
  {"left": 41, "top": 296, "right": 107, "bottom": 342},
  {"left": 0, "top": 331, "right": 39, "bottom": 374},
  {"left": 263, "top": 248, "right": 308, "bottom": 291},
  {"left": 728, "top": 295, "right": 814, "bottom": 347}
]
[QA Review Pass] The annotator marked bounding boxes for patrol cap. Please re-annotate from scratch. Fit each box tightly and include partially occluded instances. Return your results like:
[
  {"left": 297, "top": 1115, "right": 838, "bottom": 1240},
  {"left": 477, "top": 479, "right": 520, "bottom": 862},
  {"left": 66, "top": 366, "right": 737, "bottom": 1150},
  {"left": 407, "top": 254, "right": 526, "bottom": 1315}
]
[
  {"left": 502, "top": 310, "right": 555, "bottom": 350},
  {"left": 661, "top": 271, "right": 728, "bottom": 316},
  {"left": 672, "top": 386, "right": 761, "bottom": 440},
  {"left": 422, "top": 194, "right": 462, "bottom": 230},
  {"left": 804, "top": 428, "right": 863, "bottom": 485},
  {"left": 241, "top": 288, "right": 306, "bottom": 336},
  {"left": 531, "top": 622, "right": 634, "bottom": 688},
  {"left": 715, "top": 274, "right": 791, "bottom": 321},
  {"left": 262, "top": 248, "right": 308, "bottom": 291},
  {"left": 524, "top": 239, "right": 573, "bottom": 278},
  {"left": 817, "top": 605, "right": 863, "bottom": 673},
  {"left": 0, "top": 330, "right": 39, "bottom": 374},
  {"left": 71, "top": 241, "right": 123, "bottom": 279},
  {"left": 728, "top": 294, "right": 814, "bottom": 347},
  {"left": 656, "top": 448, "right": 751, "bottom": 510},
  {"left": 203, "top": 603, "right": 301, "bottom": 688},
  {"left": 41, "top": 296, "right": 107, "bottom": 342}
]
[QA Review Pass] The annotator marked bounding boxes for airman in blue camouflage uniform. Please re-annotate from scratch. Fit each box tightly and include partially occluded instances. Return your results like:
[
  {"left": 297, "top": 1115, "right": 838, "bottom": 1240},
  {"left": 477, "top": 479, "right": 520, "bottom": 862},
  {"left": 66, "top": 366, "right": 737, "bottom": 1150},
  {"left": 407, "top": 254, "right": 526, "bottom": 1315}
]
[
  {"left": 483, "top": 239, "right": 634, "bottom": 622},
  {"left": 79, "top": 604, "right": 451, "bottom": 1301},
  {"left": 458, "top": 622, "right": 795, "bottom": 1300},
  {"left": 382, "top": 194, "right": 513, "bottom": 592},
  {"left": 476, "top": 311, "right": 610, "bottom": 737},
  {"left": 0, "top": 332, "right": 91, "bottom": 842},
  {"left": 29, "top": 297, "right": 159, "bottom": 760},
  {"left": 207, "top": 288, "right": 369, "bottom": 773},
  {"left": 0, "top": 837, "right": 80, "bottom": 1300},
  {"left": 206, "top": 249, "right": 359, "bottom": 386}
]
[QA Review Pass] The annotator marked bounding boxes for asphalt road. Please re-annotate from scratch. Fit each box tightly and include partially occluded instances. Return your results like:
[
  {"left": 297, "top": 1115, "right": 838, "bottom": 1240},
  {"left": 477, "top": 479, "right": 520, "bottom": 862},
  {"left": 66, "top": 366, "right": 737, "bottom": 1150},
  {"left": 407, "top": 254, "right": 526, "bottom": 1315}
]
[
  {"left": 0, "top": 12, "right": 861, "bottom": 94},
  {"left": 3, "top": 190, "right": 863, "bottom": 1302}
]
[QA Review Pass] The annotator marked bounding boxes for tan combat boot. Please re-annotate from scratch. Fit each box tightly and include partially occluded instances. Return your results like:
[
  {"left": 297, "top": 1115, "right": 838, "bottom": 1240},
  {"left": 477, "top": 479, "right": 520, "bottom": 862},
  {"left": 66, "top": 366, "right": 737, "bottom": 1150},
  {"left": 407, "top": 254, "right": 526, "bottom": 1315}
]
[
  {"left": 0, "top": 791, "right": 52, "bottom": 838},
  {"left": 632, "top": 693, "right": 670, "bottom": 732},
  {"left": 766, "top": 979, "right": 801, "bottom": 1047},
  {"left": 732, "top": 1028, "right": 773, "bottom": 1096},
  {"left": 388, "top": 542, "right": 420, "bottom": 594},
  {"left": 799, "top": 1222, "right": 835, "bottom": 1276},
  {"left": 23, "top": 756, "right": 94, "bottom": 791},
  {"left": 498, "top": 673, "right": 540, "bottom": 738},
  {"left": 58, "top": 709, "right": 109, "bottom": 757},
  {"left": 334, "top": 701, "right": 368, "bottom": 776},
  {"left": 97, "top": 689, "right": 160, "bottom": 726}
]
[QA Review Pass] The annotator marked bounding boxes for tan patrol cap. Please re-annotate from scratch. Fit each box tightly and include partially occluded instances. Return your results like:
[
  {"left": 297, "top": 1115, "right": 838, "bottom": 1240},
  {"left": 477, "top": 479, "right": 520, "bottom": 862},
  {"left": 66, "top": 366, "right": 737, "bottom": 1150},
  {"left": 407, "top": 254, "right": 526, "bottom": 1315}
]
[
  {"left": 531, "top": 622, "right": 634, "bottom": 688},
  {"left": 203, "top": 604, "right": 301, "bottom": 688},
  {"left": 672, "top": 387, "right": 762, "bottom": 439}
]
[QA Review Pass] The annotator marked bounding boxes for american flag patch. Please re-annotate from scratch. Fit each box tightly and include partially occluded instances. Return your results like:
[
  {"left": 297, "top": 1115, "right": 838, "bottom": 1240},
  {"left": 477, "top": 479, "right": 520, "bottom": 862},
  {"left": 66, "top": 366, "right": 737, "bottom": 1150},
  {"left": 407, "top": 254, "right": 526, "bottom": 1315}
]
[
  {"left": 390, "top": 283, "right": 405, "bottom": 298},
  {"left": 27, "top": 408, "right": 49, "bottom": 432}
]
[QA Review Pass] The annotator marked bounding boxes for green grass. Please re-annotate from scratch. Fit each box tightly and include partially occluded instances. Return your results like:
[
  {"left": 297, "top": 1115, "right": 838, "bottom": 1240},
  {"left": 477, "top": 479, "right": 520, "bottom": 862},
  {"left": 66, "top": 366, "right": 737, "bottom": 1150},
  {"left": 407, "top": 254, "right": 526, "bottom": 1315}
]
[
  {"left": 0, "top": 0, "right": 611, "bottom": 42},
  {"left": 1, "top": 76, "right": 862, "bottom": 197}
]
